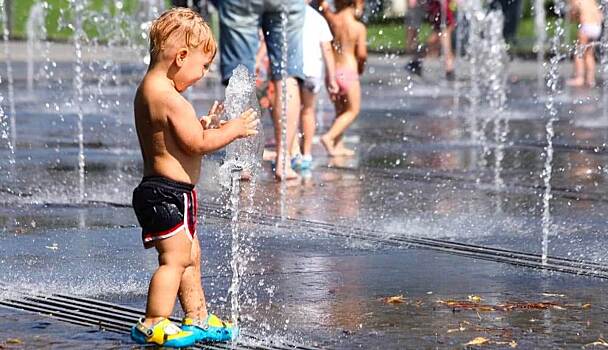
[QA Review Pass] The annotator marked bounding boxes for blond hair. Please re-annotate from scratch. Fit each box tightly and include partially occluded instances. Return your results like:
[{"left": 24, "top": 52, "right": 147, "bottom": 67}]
[{"left": 149, "top": 7, "right": 216, "bottom": 63}]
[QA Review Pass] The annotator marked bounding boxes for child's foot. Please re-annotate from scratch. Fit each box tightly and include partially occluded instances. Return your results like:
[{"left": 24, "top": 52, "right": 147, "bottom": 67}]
[
  {"left": 275, "top": 165, "right": 300, "bottom": 181},
  {"left": 131, "top": 318, "right": 196, "bottom": 348},
  {"left": 445, "top": 70, "right": 455, "bottom": 81},
  {"left": 405, "top": 59, "right": 423, "bottom": 76},
  {"left": 182, "top": 314, "right": 239, "bottom": 343},
  {"left": 321, "top": 134, "right": 337, "bottom": 156},
  {"left": 566, "top": 77, "right": 585, "bottom": 87},
  {"left": 334, "top": 140, "right": 355, "bottom": 157},
  {"left": 586, "top": 80, "right": 597, "bottom": 88}
]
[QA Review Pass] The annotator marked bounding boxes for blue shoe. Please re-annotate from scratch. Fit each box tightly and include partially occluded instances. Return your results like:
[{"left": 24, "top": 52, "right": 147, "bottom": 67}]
[
  {"left": 131, "top": 317, "right": 197, "bottom": 348},
  {"left": 182, "top": 314, "right": 239, "bottom": 343},
  {"left": 291, "top": 154, "right": 302, "bottom": 170},
  {"left": 300, "top": 155, "right": 312, "bottom": 170}
]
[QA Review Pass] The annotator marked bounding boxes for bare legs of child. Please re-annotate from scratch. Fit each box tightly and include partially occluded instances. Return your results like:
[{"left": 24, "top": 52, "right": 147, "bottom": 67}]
[
  {"left": 143, "top": 230, "right": 207, "bottom": 327},
  {"left": 321, "top": 79, "right": 360, "bottom": 157},
  {"left": 567, "top": 31, "right": 595, "bottom": 87},
  {"left": 272, "top": 78, "right": 300, "bottom": 180},
  {"left": 300, "top": 87, "right": 318, "bottom": 158}
]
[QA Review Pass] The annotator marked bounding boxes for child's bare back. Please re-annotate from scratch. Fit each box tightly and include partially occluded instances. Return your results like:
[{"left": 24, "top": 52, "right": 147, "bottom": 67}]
[
  {"left": 323, "top": 3, "right": 367, "bottom": 75},
  {"left": 571, "top": 0, "right": 602, "bottom": 25}
]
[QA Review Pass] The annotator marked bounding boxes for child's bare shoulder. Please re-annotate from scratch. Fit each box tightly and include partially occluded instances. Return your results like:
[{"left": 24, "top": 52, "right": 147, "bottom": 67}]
[{"left": 138, "top": 77, "right": 194, "bottom": 122}]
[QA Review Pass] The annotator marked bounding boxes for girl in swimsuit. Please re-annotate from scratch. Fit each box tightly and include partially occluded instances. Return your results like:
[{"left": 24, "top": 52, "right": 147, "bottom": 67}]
[{"left": 318, "top": 0, "right": 367, "bottom": 157}]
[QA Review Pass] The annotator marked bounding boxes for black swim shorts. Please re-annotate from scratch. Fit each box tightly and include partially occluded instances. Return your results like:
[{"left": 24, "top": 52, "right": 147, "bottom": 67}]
[{"left": 132, "top": 176, "right": 198, "bottom": 249}]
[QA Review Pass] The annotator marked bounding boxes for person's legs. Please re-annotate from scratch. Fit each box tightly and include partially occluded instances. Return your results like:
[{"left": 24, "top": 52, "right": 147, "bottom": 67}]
[
  {"left": 300, "top": 85, "right": 318, "bottom": 157},
  {"left": 270, "top": 78, "right": 301, "bottom": 179},
  {"left": 321, "top": 80, "right": 361, "bottom": 157},
  {"left": 178, "top": 237, "right": 207, "bottom": 320},
  {"left": 261, "top": 2, "right": 305, "bottom": 179},
  {"left": 567, "top": 31, "right": 588, "bottom": 87},
  {"left": 584, "top": 44, "right": 596, "bottom": 87},
  {"left": 440, "top": 26, "right": 454, "bottom": 74},
  {"left": 144, "top": 230, "right": 194, "bottom": 326}
]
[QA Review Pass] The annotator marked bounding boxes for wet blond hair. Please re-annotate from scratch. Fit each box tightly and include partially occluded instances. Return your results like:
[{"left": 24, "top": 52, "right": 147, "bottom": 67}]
[{"left": 149, "top": 7, "right": 216, "bottom": 64}]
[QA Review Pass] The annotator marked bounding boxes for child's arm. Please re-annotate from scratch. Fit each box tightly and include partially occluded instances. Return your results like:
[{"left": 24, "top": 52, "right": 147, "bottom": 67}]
[
  {"left": 317, "top": 0, "right": 337, "bottom": 23},
  {"left": 167, "top": 96, "right": 258, "bottom": 155},
  {"left": 355, "top": 24, "right": 368, "bottom": 75},
  {"left": 321, "top": 41, "right": 338, "bottom": 95}
]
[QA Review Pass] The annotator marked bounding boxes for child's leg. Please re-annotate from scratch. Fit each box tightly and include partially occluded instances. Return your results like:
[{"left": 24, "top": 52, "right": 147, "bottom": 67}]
[
  {"left": 271, "top": 77, "right": 300, "bottom": 180},
  {"left": 440, "top": 27, "right": 454, "bottom": 72},
  {"left": 178, "top": 237, "right": 208, "bottom": 320},
  {"left": 321, "top": 80, "right": 361, "bottom": 157},
  {"left": 300, "top": 86, "right": 318, "bottom": 157},
  {"left": 143, "top": 230, "right": 193, "bottom": 326},
  {"left": 584, "top": 42, "right": 596, "bottom": 86},
  {"left": 567, "top": 31, "right": 588, "bottom": 87}
]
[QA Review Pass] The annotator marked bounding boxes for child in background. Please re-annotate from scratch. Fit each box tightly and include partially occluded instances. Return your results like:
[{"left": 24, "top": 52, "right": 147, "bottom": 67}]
[
  {"left": 567, "top": 0, "right": 603, "bottom": 87},
  {"left": 296, "top": 0, "right": 339, "bottom": 169},
  {"left": 318, "top": 0, "right": 367, "bottom": 157},
  {"left": 130, "top": 8, "right": 258, "bottom": 347}
]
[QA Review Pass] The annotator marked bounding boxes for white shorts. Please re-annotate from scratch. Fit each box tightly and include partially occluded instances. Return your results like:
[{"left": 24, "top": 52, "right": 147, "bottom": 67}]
[{"left": 581, "top": 23, "right": 602, "bottom": 41}]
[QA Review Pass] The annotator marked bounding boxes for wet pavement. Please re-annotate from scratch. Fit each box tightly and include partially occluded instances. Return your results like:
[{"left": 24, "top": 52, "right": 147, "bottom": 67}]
[{"left": 1, "top": 42, "right": 608, "bottom": 348}]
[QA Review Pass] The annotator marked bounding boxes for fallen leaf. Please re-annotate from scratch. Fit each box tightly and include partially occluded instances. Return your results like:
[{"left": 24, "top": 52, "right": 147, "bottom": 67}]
[
  {"left": 6, "top": 338, "right": 22, "bottom": 344},
  {"left": 551, "top": 305, "right": 566, "bottom": 311},
  {"left": 468, "top": 295, "right": 482, "bottom": 303},
  {"left": 496, "top": 340, "right": 518, "bottom": 348},
  {"left": 582, "top": 303, "right": 592, "bottom": 309},
  {"left": 584, "top": 338, "right": 608, "bottom": 347},
  {"left": 384, "top": 295, "right": 405, "bottom": 304},
  {"left": 465, "top": 337, "right": 489, "bottom": 346},
  {"left": 542, "top": 292, "right": 565, "bottom": 297}
]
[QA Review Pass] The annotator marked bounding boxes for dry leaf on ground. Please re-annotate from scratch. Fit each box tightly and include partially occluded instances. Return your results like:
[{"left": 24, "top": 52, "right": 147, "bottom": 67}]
[
  {"left": 468, "top": 295, "right": 482, "bottom": 303},
  {"left": 6, "top": 339, "right": 22, "bottom": 344},
  {"left": 465, "top": 336, "right": 490, "bottom": 346},
  {"left": 384, "top": 295, "right": 405, "bottom": 304},
  {"left": 584, "top": 338, "right": 608, "bottom": 348}
]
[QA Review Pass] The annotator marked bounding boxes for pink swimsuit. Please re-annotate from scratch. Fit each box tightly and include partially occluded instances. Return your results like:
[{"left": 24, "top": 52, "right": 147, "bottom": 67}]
[{"left": 335, "top": 68, "right": 359, "bottom": 95}]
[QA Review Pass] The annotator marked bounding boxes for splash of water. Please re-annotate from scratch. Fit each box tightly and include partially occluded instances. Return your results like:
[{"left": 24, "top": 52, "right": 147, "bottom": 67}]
[
  {"left": 70, "top": 0, "right": 87, "bottom": 202},
  {"left": 541, "top": 0, "right": 565, "bottom": 265},
  {"left": 483, "top": 11, "right": 509, "bottom": 193},
  {"left": 534, "top": 0, "right": 547, "bottom": 94},
  {"left": 0, "top": 0, "right": 15, "bottom": 151},
  {"left": 26, "top": 2, "right": 47, "bottom": 94},
  {"left": 601, "top": 0, "right": 608, "bottom": 120},
  {"left": 279, "top": 9, "right": 289, "bottom": 218},
  {"left": 220, "top": 64, "right": 264, "bottom": 334},
  {"left": 219, "top": 65, "right": 264, "bottom": 187},
  {"left": 228, "top": 166, "right": 243, "bottom": 333}
]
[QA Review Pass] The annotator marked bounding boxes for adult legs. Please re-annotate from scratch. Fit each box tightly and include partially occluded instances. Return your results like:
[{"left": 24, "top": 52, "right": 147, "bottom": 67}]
[{"left": 271, "top": 78, "right": 301, "bottom": 179}]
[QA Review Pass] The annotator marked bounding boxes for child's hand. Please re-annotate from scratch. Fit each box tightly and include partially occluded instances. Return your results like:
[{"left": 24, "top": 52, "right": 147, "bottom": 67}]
[
  {"left": 326, "top": 77, "right": 339, "bottom": 99},
  {"left": 201, "top": 100, "right": 224, "bottom": 129},
  {"left": 226, "top": 108, "right": 259, "bottom": 139}
]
